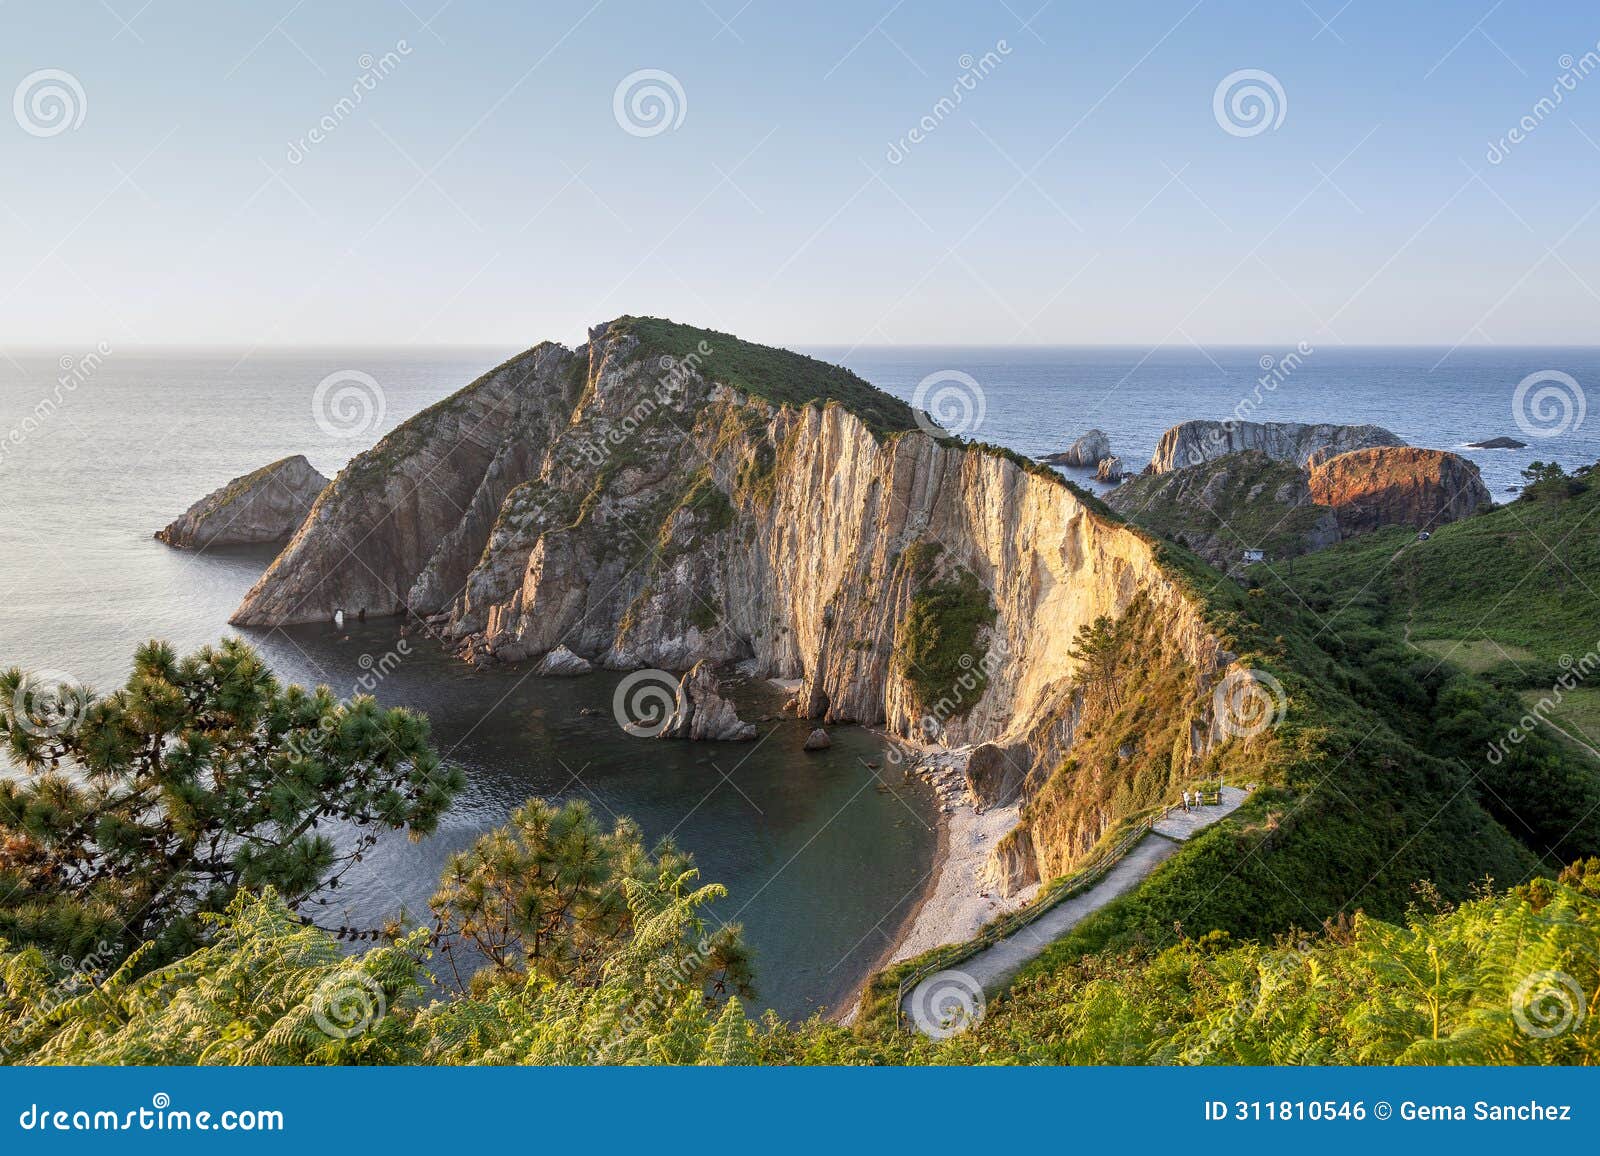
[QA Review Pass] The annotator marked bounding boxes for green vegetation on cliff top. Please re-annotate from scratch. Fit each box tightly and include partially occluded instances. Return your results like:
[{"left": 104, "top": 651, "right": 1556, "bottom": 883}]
[{"left": 607, "top": 315, "right": 922, "bottom": 437}]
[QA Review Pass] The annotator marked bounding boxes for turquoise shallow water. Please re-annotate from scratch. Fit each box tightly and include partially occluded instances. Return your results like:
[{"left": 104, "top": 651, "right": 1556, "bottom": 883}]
[{"left": 0, "top": 343, "right": 1593, "bottom": 1015}]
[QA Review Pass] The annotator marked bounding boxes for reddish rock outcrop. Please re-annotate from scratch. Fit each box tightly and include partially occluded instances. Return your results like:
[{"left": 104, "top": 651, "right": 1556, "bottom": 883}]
[{"left": 1308, "top": 447, "right": 1492, "bottom": 536}]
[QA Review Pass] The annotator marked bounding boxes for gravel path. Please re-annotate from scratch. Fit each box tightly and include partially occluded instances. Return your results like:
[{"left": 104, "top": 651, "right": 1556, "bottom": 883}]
[{"left": 901, "top": 786, "right": 1250, "bottom": 1034}]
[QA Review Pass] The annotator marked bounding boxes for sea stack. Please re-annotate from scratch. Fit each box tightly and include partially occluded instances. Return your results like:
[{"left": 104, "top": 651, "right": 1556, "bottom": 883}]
[{"left": 155, "top": 455, "right": 329, "bottom": 549}]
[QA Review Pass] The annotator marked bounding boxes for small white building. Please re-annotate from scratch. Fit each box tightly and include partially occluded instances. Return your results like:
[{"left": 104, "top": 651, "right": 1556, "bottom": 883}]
[{"left": 1241, "top": 549, "right": 1266, "bottom": 564}]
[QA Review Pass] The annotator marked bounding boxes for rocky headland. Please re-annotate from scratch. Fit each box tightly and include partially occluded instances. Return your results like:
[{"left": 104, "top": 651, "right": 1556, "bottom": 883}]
[{"left": 230, "top": 317, "right": 1242, "bottom": 901}]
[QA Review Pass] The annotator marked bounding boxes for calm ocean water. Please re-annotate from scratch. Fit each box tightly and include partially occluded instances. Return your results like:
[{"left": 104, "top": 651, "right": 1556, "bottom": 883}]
[{"left": 0, "top": 342, "right": 1593, "bottom": 1015}]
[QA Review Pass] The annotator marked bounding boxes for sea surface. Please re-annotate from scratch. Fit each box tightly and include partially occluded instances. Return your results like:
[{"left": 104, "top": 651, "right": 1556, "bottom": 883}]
[{"left": 0, "top": 342, "right": 1593, "bottom": 1016}]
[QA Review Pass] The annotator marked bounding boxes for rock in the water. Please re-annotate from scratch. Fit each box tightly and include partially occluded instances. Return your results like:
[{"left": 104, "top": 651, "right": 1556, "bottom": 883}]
[
  {"left": 661, "top": 660, "right": 756, "bottom": 741},
  {"left": 1095, "top": 456, "right": 1127, "bottom": 483},
  {"left": 534, "top": 644, "right": 594, "bottom": 676},
  {"left": 803, "top": 727, "right": 831, "bottom": 751},
  {"left": 1147, "top": 420, "right": 1405, "bottom": 475},
  {"left": 1466, "top": 436, "right": 1528, "bottom": 449},
  {"left": 156, "top": 455, "right": 328, "bottom": 549},
  {"left": 1039, "top": 428, "right": 1112, "bottom": 467},
  {"left": 1307, "top": 446, "right": 1492, "bottom": 536}
]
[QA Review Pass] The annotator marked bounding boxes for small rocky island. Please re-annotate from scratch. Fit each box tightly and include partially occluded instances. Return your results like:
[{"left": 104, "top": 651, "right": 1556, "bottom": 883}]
[
  {"left": 1039, "top": 428, "right": 1113, "bottom": 467},
  {"left": 156, "top": 455, "right": 329, "bottom": 549}
]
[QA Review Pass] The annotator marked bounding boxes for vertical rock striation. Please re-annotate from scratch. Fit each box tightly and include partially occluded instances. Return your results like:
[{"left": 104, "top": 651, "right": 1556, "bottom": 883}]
[{"left": 232, "top": 318, "right": 1239, "bottom": 885}]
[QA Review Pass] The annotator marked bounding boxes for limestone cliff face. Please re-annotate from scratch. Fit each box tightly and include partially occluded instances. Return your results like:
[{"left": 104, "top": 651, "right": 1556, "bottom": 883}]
[
  {"left": 1147, "top": 419, "right": 1405, "bottom": 475},
  {"left": 1307, "top": 447, "right": 1492, "bottom": 535},
  {"left": 157, "top": 455, "right": 328, "bottom": 549},
  {"left": 232, "top": 318, "right": 1239, "bottom": 886}
]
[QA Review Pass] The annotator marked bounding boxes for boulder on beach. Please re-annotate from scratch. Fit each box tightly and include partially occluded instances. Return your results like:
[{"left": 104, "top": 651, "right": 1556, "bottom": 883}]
[
  {"left": 1039, "top": 429, "right": 1112, "bottom": 467},
  {"left": 803, "top": 727, "right": 832, "bottom": 751},
  {"left": 156, "top": 455, "right": 328, "bottom": 549}
]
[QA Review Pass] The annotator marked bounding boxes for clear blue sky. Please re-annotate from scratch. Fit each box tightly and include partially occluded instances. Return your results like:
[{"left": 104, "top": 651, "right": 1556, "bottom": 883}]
[{"left": 4, "top": 1, "right": 1599, "bottom": 347}]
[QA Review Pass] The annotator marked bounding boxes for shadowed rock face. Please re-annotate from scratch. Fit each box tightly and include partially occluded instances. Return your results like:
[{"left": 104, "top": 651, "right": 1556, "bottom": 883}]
[
  {"left": 229, "top": 343, "right": 579, "bottom": 626},
  {"left": 156, "top": 455, "right": 329, "bottom": 549},
  {"left": 1147, "top": 419, "right": 1405, "bottom": 475},
  {"left": 1308, "top": 446, "right": 1492, "bottom": 535}
]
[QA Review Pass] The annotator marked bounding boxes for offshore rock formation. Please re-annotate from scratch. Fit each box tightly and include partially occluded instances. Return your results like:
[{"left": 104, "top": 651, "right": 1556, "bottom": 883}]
[
  {"left": 1108, "top": 445, "right": 1490, "bottom": 571},
  {"left": 1307, "top": 446, "right": 1492, "bottom": 536},
  {"left": 156, "top": 455, "right": 329, "bottom": 549},
  {"left": 662, "top": 661, "right": 756, "bottom": 741},
  {"left": 1040, "top": 429, "right": 1112, "bottom": 467},
  {"left": 233, "top": 317, "right": 1240, "bottom": 887},
  {"left": 1095, "top": 456, "right": 1127, "bottom": 483},
  {"left": 1146, "top": 419, "right": 1405, "bottom": 475}
]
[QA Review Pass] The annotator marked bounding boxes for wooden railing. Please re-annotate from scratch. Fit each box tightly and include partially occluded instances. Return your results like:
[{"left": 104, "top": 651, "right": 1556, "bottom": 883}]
[{"left": 894, "top": 814, "right": 1156, "bottom": 1030}]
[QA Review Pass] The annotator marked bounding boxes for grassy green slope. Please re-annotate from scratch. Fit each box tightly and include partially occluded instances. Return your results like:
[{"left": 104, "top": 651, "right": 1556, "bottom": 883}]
[{"left": 608, "top": 315, "right": 922, "bottom": 437}]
